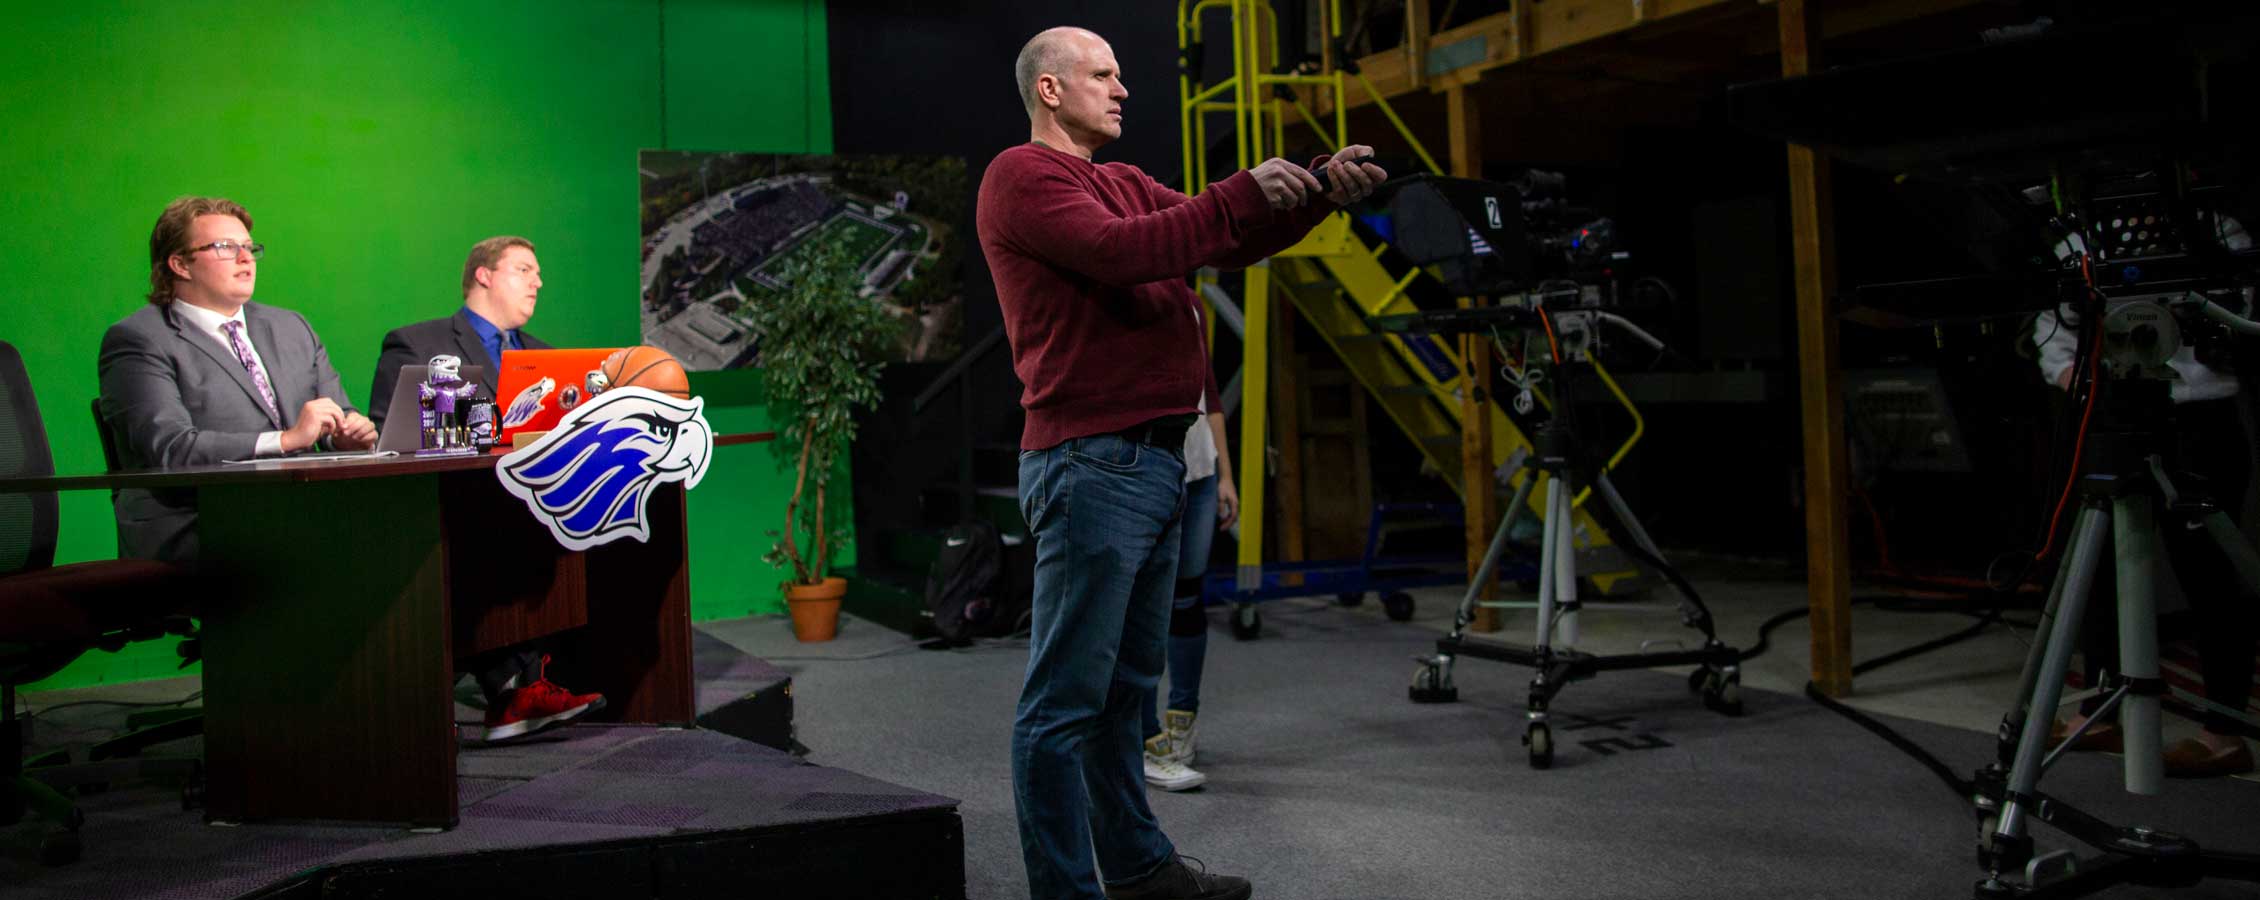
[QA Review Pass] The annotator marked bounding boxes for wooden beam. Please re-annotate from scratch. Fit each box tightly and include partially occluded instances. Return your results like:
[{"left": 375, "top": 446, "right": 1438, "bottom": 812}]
[
  {"left": 1324, "top": 0, "right": 1990, "bottom": 114},
  {"left": 1780, "top": 0, "right": 1854, "bottom": 698},
  {"left": 1445, "top": 84, "right": 1480, "bottom": 178},
  {"left": 1458, "top": 298, "right": 1500, "bottom": 633},
  {"left": 1405, "top": 0, "right": 1432, "bottom": 90},
  {"left": 1446, "top": 84, "right": 1498, "bottom": 631}
]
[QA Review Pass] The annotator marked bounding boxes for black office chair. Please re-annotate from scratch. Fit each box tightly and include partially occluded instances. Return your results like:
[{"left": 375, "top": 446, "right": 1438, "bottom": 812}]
[{"left": 1, "top": 341, "right": 200, "bottom": 866}]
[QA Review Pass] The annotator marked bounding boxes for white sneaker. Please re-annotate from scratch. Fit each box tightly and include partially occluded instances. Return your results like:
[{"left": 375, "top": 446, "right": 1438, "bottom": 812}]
[
  {"left": 1163, "top": 709, "right": 1198, "bottom": 765},
  {"left": 1143, "top": 735, "right": 1206, "bottom": 791}
]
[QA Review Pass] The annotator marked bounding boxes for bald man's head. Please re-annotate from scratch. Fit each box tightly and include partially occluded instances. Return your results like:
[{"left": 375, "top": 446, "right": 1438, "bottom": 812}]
[{"left": 1016, "top": 27, "right": 1097, "bottom": 117}]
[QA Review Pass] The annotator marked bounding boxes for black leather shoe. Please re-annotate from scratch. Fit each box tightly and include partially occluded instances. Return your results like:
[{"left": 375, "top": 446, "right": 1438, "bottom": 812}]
[{"left": 1104, "top": 854, "right": 1252, "bottom": 900}]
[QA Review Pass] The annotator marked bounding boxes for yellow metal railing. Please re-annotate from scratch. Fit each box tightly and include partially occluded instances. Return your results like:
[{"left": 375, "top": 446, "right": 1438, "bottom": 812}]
[
  {"left": 1176, "top": 0, "right": 1459, "bottom": 585},
  {"left": 1175, "top": 0, "right": 1645, "bottom": 595}
]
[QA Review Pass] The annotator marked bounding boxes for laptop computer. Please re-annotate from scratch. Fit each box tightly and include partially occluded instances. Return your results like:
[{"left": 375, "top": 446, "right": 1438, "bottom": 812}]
[{"left": 493, "top": 348, "right": 622, "bottom": 445}]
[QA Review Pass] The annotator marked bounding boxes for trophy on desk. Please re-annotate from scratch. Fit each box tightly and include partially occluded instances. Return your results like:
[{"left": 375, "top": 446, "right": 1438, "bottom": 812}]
[{"left": 418, "top": 354, "right": 482, "bottom": 454}]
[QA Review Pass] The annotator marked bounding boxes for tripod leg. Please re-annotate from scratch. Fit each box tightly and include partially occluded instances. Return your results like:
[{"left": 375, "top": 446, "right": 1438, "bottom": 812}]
[
  {"left": 1450, "top": 472, "right": 1536, "bottom": 639},
  {"left": 1994, "top": 504, "right": 2111, "bottom": 853},
  {"left": 2112, "top": 494, "right": 2164, "bottom": 795},
  {"left": 1594, "top": 472, "right": 1706, "bottom": 624},
  {"left": 1552, "top": 474, "right": 1580, "bottom": 649},
  {"left": 1533, "top": 475, "right": 1564, "bottom": 654},
  {"left": 1997, "top": 551, "right": 2077, "bottom": 766}
]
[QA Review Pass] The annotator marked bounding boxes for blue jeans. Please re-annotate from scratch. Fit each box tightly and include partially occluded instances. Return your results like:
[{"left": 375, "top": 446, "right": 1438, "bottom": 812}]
[
  {"left": 1013, "top": 434, "right": 1185, "bottom": 899},
  {"left": 1143, "top": 474, "right": 1216, "bottom": 740}
]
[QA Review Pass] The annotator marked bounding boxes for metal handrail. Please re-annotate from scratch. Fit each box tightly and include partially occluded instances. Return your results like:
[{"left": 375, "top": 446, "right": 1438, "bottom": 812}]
[{"left": 912, "top": 325, "right": 1007, "bottom": 415}]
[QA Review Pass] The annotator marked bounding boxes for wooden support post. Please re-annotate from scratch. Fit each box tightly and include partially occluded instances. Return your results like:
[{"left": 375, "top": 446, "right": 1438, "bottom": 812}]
[
  {"left": 1781, "top": 0, "right": 1854, "bottom": 697},
  {"left": 1459, "top": 297, "right": 1501, "bottom": 633},
  {"left": 1271, "top": 293, "right": 1307, "bottom": 576},
  {"left": 1447, "top": 83, "right": 1499, "bottom": 631},
  {"left": 1445, "top": 85, "right": 1480, "bottom": 179},
  {"left": 1406, "top": 0, "right": 1431, "bottom": 89}
]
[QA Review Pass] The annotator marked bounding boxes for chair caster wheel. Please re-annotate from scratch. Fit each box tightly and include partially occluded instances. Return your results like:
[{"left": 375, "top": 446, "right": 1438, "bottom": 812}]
[
  {"left": 1381, "top": 591, "right": 1415, "bottom": 622},
  {"left": 1524, "top": 722, "right": 1553, "bottom": 769},
  {"left": 1230, "top": 604, "right": 1261, "bottom": 641}
]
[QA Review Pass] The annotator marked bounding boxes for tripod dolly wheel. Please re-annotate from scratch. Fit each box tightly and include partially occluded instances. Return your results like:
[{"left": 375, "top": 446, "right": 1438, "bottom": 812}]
[
  {"left": 1701, "top": 671, "right": 1744, "bottom": 717},
  {"left": 1230, "top": 603, "right": 1262, "bottom": 641},
  {"left": 1410, "top": 661, "right": 1459, "bottom": 703},
  {"left": 1381, "top": 591, "right": 1416, "bottom": 622},
  {"left": 1524, "top": 722, "right": 1554, "bottom": 769}
]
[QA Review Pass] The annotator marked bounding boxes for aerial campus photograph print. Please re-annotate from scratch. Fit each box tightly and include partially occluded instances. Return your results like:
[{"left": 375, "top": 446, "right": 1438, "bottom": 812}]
[{"left": 640, "top": 150, "right": 968, "bottom": 369}]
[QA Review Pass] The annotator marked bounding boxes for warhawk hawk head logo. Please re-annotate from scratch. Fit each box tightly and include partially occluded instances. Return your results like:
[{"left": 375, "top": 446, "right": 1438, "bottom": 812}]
[{"left": 497, "top": 386, "right": 713, "bottom": 550}]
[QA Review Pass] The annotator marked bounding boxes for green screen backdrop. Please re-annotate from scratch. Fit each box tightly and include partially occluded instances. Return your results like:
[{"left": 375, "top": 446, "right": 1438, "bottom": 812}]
[{"left": 0, "top": 0, "right": 837, "bottom": 689}]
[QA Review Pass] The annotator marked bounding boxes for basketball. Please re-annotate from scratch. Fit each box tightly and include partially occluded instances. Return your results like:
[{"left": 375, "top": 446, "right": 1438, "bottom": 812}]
[{"left": 601, "top": 346, "right": 692, "bottom": 399}]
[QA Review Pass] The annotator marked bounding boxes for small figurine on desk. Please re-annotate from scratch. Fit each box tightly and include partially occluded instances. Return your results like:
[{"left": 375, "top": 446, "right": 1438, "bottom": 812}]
[
  {"left": 466, "top": 399, "right": 498, "bottom": 451},
  {"left": 418, "top": 354, "right": 482, "bottom": 454}
]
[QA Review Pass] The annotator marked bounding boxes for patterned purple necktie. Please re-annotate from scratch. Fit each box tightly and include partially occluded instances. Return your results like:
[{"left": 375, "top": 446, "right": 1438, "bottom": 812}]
[{"left": 220, "top": 320, "right": 281, "bottom": 422}]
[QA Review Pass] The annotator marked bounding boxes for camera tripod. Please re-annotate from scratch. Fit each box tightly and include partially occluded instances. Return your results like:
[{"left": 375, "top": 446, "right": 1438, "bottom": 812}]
[
  {"left": 1404, "top": 311, "right": 1741, "bottom": 769},
  {"left": 1971, "top": 379, "right": 2260, "bottom": 898}
]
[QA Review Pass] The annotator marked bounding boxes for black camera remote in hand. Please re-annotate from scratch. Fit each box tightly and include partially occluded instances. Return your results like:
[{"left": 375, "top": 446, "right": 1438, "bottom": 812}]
[{"left": 1311, "top": 154, "right": 1373, "bottom": 196}]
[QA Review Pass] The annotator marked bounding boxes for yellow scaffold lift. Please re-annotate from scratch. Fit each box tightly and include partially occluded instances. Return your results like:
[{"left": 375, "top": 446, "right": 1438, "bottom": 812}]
[{"left": 1177, "top": 0, "right": 1647, "bottom": 617}]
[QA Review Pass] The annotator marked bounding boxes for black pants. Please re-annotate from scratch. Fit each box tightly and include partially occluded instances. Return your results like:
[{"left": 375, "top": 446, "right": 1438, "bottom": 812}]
[
  {"left": 464, "top": 647, "right": 543, "bottom": 708},
  {"left": 2077, "top": 397, "right": 2259, "bottom": 737}
]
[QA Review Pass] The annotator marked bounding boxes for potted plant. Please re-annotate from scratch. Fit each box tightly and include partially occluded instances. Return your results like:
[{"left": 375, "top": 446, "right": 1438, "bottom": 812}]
[{"left": 750, "top": 239, "right": 900, "bottom": 641}]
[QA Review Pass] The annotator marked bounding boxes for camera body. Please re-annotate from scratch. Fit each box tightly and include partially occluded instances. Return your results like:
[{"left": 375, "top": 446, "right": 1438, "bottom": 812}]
[{"left": 1377, "top": 171, "right": 1629, "bottom": 297}]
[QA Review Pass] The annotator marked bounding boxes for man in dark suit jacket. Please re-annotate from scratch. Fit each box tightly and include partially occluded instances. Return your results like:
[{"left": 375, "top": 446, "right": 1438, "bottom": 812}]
[
  {"left": 367, "top": 235, "right": 604, "bottom": 743},
  {"left": 368, "top": 236, "right": 553, "bottom": 430},
  {"left": 99, "top": 196, "right": 378, "bottom": 563}
]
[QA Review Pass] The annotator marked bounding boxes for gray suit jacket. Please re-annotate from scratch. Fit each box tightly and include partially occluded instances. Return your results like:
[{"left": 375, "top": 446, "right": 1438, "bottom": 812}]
[
  {"left": 97, "top": 301, "right": 357, "bottom": 563},
  {"left": 367, "top": 311, "right": 550, "bottom": 430}
]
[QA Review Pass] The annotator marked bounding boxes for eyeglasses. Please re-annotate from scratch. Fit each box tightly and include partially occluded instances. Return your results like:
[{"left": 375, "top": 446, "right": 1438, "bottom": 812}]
[{"left": 182, "top": 240, "right": 265, "bottom": 261}]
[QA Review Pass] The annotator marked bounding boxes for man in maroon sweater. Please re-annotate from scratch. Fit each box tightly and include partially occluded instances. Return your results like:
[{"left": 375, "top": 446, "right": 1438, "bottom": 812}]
[{"left": 976, "top": 25, "right": 1386, "bottom": 900}]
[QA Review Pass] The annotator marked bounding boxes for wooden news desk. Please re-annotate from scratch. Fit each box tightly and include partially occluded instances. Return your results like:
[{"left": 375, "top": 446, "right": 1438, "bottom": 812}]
[{"left": 0, "top": 434, "right": 767, "bottom": 828}]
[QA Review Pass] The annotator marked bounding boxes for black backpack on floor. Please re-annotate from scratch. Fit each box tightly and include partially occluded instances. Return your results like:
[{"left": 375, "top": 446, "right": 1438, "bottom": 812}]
[
  {"left": 925, "top": 520, "right": 1036, "bottom": 643},
  {"left": 927, "top": 521, "right": 1003, "bottom": 643}
]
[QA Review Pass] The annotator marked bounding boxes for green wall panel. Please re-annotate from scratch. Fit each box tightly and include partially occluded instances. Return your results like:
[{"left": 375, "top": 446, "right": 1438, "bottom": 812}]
[{"left": 2, "top": 0, "right": 832, "bottom": 690}]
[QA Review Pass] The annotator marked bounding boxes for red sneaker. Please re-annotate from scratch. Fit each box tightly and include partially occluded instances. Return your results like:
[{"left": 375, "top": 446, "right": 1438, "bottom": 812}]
[{"left": 482, "top": 678, "right": 606, "bottom": 743}]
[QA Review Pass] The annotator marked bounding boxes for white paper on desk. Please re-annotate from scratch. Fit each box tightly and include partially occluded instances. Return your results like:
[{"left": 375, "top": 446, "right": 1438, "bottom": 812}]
[{"left": 220, "top": 450, "right": 400, "bottom": 465}]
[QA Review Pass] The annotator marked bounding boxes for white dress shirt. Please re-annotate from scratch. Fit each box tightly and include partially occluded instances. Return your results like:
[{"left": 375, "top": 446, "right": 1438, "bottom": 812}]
[
  {"left": 1182, "top": 305, "right": 1220, "bottom": 484},
  {"left": 171, "top": 299, "right": 287, "bottom": 457}
]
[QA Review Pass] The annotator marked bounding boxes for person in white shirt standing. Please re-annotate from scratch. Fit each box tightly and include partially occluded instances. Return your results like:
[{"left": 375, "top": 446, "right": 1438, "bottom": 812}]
[{"left": 1139, "top": 312, "right": 1239, "bottom": 792}]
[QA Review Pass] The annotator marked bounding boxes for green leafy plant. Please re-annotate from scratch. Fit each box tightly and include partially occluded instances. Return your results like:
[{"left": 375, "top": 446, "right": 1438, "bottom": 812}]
[{"left": 748, "top": 239, "right": 901, "bottom": 588}]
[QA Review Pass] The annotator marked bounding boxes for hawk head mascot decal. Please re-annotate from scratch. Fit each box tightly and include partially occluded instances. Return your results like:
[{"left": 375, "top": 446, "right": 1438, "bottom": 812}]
[{"left": 497, "top": 386, "right": 714, "bottom": 550}]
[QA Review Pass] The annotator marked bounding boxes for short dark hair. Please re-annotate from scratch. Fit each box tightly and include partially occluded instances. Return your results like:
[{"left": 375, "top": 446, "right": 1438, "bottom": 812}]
[
  {"left": 148, "top": 196, "right": 252, "bottom": 305},
  {"left": 462, "top": 236, "right": 536, "bottom": 295}
]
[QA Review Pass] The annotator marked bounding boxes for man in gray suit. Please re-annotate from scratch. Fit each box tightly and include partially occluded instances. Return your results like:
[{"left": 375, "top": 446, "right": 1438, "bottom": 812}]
[
  {"left": 99, "top": 196, "right": 377, "bottom": 563},
  {"left": 367, "top": 235, "right": 553, "bottom": 430}
]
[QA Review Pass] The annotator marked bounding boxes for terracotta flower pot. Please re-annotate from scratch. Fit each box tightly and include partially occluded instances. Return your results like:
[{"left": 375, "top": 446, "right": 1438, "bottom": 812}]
[{"left": 785, "top": 577, "right": 847, "bottom": 642}]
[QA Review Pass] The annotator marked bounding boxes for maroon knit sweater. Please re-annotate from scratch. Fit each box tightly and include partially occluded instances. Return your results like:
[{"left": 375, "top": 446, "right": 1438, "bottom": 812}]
[{"left": 976, "top": 142, "right": 1334, "bottom": 450}]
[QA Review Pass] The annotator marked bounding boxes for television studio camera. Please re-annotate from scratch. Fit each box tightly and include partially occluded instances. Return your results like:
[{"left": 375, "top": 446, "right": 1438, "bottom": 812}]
[
  {"left": 1731, "top": 11, "right": 2260, "bottom": 899},
  {"left": 1362, "top": 170, "right": 1745, "bottom": 770}
]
